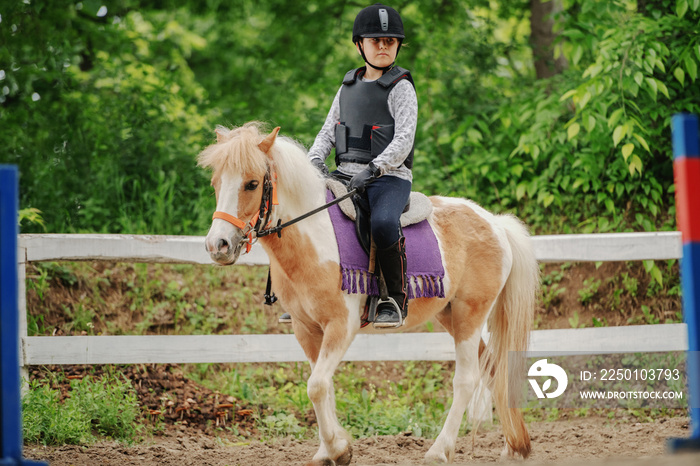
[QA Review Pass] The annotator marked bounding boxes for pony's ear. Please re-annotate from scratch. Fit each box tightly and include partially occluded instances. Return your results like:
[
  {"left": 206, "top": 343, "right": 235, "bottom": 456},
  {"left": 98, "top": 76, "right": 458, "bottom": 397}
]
[
  {"left": 215, "top": 128, "right": 227, "bottom": 143},
  {"left": 259, "top": 127, "right": 281, "bottom": 155}
]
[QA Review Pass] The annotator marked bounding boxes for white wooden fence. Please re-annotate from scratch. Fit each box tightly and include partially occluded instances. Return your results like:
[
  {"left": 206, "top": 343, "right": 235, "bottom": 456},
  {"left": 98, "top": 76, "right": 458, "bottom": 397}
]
[{"left": 18, "top": 232, "right": 688, "bottom": 366}]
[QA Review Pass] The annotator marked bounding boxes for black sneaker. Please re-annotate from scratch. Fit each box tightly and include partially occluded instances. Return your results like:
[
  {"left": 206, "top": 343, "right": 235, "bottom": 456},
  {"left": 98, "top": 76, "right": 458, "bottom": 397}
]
[
  {"left": 373, "top": 300, "right": 405, "bottom": 329},
  {"left": 375, "top": 309, "right": 400, "bottom": 325},
  {"left": 278, "top": 312, "right": 292, "bottom": 324}
]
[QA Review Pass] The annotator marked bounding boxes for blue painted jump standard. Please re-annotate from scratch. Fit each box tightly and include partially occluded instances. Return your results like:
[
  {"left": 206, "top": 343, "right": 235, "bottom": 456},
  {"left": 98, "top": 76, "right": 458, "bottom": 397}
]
[
  {"left": 0, "top": 165, "right": 45, "bottom": 465},
  {"left": 668, "top": 114, "right": 700, "bottom": 452}
]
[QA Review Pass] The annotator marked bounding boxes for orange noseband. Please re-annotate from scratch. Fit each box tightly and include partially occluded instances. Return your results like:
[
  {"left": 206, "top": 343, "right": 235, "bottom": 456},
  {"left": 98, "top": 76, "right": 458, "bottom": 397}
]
[
  {"left": 210, "top": 169, "right": 278, "bottom": 254},
  {"left": 212, "top": 211, "right": 246, "bottom": 230}
]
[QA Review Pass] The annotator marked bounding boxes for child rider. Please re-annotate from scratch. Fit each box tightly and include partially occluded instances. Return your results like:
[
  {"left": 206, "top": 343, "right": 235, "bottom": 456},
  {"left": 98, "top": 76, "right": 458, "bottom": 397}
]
[{"left": 286, "top": 3, "right": 417, "bottom": 328}]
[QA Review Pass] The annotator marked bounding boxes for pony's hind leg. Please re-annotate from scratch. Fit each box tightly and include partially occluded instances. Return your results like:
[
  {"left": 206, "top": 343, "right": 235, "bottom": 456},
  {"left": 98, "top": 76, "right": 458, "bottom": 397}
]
[{"left": 425, "top": 323, "right": 482, "bottom": 464}]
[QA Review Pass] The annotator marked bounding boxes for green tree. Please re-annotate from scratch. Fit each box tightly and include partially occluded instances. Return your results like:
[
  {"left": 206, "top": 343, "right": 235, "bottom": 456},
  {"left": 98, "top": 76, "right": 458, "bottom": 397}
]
[
  {"left": 2, "top": 1, "right": 698, "bottom": 235},
  {"left": 1, "top": 2, "right": 216, "bottom": 233},
  {"left": 409, "top": 0, "right": 700, "bottom": 233}
]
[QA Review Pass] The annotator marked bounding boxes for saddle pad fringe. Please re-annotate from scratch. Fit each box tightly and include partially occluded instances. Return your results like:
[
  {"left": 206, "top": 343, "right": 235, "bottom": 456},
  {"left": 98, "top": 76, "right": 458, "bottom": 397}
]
[{"left": 340, "top": 267, "right": 445, "bottom": 299}]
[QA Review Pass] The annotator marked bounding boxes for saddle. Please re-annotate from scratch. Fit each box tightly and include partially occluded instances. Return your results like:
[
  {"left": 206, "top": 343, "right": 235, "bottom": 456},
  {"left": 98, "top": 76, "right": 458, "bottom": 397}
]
[
  {"left": 326, "top": 176, "right": 433, "bottom": 255},
  {"left": 326, "top": 175, "right": 435, "bottom": 328}
]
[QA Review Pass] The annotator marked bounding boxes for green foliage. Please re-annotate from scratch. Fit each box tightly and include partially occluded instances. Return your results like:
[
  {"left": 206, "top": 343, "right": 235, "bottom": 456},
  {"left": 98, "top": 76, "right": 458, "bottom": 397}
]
[
  {"left": 542, "top": 282, "right": 566, "bottom": 308},
  {"left": 69, "top": 372, "right": 143, "bottom": 440},
  {"left": 3, "top": 1, "right": 698, "bottom": 235},
  {"left": 260, "top": 413, "right": 306, "bottom": 439},
  {"left": 540, "top": 263, "right": 568, "bottom": 309},
  {"left": 23, "top": 372, "right": 143, "bottom": 445},
  {"left": 411, "top": 1, "right": 700, "bottom": 234},
  {"left": 621, "top": 272, "right": 639, "bottom": 297},
  {"left": 568, "top": 310, "right": 585, "bottom": 328},
  {"left": 643, "top": 260, "right": 664, "bottom": 287},
  {"left": 19, "top": 208, "right": 45, "bottom": 230},
  {"left": 62, "top": 302, "right": 97, "bottom": 334},
  {"left": 578, "top": 277, "right": 601, "bottom": 305},
  {"left": 640, "top": 304, "right": 660, "bottom": 324},
  {"left": 333, "top": 361, "right": 454, "bottom": 438},
  {"left": 2, "top": 2, "right": 216, "bottom": 234},
  {"left": 24, "top": 261, "right": 272, "bottom": 337},
  {"left": 22, "top": 380, "right": 94, "bottom": 445},
  {"left": 26, "top": 262, "right": 79, "bottom": 314},
  {"left": 26, "top": 266, "right": 51, "bottom": 304},
  {"left": 592, "top": 316, "right": 608, "bottom": 327}
]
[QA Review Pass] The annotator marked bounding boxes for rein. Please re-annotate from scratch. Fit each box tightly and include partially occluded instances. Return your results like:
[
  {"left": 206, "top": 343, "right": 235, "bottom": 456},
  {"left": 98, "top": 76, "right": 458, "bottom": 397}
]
[
  {"left": 256, "top": 187, "right": 358, "bottom": 238},
  {"left": 212, "top": 169, "right": 357, "bottom": 248}
]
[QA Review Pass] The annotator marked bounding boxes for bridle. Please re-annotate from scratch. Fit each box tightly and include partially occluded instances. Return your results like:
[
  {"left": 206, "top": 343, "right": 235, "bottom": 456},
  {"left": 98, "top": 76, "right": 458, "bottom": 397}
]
[{"left": 211, "top": 168, "right": 278, "bottom": 254}]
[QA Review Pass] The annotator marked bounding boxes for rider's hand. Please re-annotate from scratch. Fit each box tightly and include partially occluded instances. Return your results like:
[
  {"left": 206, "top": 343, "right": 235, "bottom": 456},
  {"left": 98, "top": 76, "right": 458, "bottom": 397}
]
[
  {"left": 349, "top": 162, "right": 380, "bottom": 194},
  {"left": 311, "top": 158, "right": 330, "bottom": 177}
]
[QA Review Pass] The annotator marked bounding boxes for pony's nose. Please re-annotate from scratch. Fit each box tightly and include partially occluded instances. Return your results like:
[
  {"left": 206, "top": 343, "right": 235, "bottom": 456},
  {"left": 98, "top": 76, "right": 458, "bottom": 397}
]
[{"left": 216, "top": 238, "right": 230, "bottom": 254}]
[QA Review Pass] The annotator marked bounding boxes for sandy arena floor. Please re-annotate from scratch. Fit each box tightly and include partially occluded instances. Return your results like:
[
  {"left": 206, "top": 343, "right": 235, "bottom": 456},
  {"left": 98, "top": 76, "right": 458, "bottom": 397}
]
[{"left": 25, "top": 416, "right": 699, "bottom": 466}]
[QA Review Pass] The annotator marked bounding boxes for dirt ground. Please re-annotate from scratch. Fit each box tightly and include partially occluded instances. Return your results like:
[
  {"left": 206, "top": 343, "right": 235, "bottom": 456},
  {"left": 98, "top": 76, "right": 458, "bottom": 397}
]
[{"left": 25, "top": 416, "right": 697, "bottom": 466}]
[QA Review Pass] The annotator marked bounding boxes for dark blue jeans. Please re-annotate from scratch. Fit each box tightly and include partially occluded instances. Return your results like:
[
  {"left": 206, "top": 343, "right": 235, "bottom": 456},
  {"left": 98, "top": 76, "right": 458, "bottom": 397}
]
[{"left": 365, "top": 175, "right": 412, "bottom": 249}]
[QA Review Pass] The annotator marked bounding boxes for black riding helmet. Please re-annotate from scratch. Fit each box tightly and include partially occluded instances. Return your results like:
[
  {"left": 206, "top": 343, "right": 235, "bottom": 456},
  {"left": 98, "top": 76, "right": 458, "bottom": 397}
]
[{"left": 352, "top": 4, "right": 405, "bottom": 72}]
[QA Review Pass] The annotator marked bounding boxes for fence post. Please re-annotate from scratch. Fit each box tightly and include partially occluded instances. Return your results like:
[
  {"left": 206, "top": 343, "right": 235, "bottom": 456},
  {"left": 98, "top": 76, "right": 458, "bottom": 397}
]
[
  {"left": 0, "top": 165, "right": 45, "bottom": 465},
  {"left": 668, "top": 114, "right": 700, "bottom": 452}
]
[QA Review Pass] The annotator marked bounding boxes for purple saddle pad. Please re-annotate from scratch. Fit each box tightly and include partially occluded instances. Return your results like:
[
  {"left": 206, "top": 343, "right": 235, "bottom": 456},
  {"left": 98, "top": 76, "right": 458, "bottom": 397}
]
[{"left": 326, "top": 190, "right": 445, "bottom": 299}]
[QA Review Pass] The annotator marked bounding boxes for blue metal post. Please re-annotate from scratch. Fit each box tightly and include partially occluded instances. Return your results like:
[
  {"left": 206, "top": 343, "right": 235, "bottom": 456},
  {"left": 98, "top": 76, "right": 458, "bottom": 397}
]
[
  {"left": 668, "top": 114, "right": 700, "bottom": 452},
  {"left": 0, "top": 165, "right": 46, "bottom": 465}
]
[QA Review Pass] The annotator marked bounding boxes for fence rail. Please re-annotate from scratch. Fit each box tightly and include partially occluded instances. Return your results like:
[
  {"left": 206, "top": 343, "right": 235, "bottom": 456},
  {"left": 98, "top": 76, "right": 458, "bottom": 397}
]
[
  {"left": 20, "top": 231, "right": 682, "bottom": 264},
  {"left": 18, "top": 231, "right": 686, "bottom": 366}
]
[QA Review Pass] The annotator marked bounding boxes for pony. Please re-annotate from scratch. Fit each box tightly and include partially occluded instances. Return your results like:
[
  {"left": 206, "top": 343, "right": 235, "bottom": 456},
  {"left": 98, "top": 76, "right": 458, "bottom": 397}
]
[{"left": 198, "top": 122, "right": 539, "bottom": 465}]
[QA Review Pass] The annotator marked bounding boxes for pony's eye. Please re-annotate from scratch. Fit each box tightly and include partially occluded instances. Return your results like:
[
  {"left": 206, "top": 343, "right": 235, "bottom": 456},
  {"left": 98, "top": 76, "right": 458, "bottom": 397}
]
[{"left": 245, "top": 181, "right": 259, "bottom": 191}]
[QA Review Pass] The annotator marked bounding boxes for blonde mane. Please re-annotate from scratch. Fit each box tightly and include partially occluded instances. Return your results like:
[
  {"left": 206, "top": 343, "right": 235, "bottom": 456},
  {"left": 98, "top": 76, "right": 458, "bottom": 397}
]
[
  {"left": 197, "top": 121, "right": 325, "bottom": 212},
  {"left": 197, "top": 122, "right": 270, "bottom": 177}
]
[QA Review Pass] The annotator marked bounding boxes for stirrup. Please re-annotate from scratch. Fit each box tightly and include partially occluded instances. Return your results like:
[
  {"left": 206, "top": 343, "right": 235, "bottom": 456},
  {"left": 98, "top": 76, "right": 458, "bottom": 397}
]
[{"left": 372, "top": 297, "right": 405, "bottom": 329}]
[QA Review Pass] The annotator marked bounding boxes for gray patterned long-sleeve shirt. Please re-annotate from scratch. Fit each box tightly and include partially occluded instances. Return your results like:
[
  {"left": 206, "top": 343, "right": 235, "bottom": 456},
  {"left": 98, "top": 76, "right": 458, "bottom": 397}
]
[{"left": 308, "top": 77, "right": 417, "bottom": 183}]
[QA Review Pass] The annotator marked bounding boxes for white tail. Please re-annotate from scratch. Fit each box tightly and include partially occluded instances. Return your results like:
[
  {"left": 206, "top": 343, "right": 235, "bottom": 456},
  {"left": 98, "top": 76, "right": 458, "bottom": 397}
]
[{"left": 480, "top": 214, "right": 539, "bottom": 458}]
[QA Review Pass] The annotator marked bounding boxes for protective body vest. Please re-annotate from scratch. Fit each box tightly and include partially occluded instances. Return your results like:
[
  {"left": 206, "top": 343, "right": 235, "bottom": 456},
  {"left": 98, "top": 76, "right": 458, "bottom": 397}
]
[{"left": 335, "top": 66, "right": 415, "bottom": 169}]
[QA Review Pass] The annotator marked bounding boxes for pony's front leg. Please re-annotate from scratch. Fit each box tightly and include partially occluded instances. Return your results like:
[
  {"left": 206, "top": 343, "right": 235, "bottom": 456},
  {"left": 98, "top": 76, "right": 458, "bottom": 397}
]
[{"left": 302, "top": 309, "right": 357, "bottom": 465}]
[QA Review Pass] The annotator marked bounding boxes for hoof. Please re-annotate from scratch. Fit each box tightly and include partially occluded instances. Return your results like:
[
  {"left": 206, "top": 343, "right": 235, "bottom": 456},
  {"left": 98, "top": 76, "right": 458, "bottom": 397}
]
[
  {"left": 305, "top": 460, "right": 335, "bottom": 466},
  {"left": 424, "top": 450, "right": 449, "bottom": 464},
  {"left": 336, "top": 445, "right": 353, "bottom": 465},
  {"left": 425, "top": 443, "right": 452, "bottom": 464},
  {"left": 500, "top": 446, "right": 511, "bottom": 459}
]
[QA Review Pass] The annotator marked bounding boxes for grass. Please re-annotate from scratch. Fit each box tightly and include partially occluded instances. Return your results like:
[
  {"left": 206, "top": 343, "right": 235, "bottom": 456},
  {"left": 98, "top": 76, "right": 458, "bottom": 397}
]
[
  {"left": 186, "top": 360, "right": 458, "bottom": 440},
  {"left": 578, "top": 278, "right": 602, "bottom": 306},
  {"left": 333, "top": 361, "right": 456, "bottom": 438},
  {"left": 23, "top": 370, "right": 144, "bottom": 445}
]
